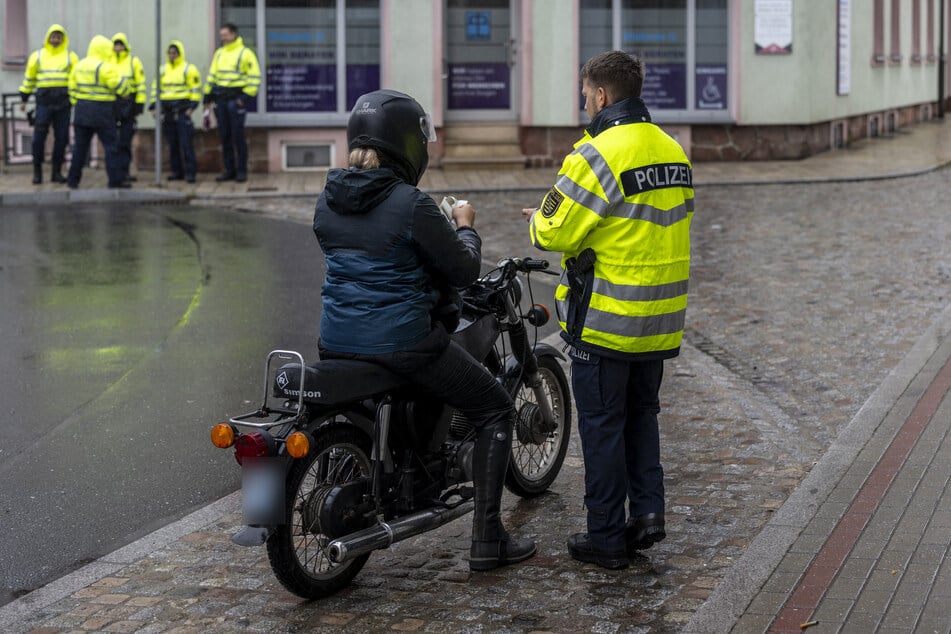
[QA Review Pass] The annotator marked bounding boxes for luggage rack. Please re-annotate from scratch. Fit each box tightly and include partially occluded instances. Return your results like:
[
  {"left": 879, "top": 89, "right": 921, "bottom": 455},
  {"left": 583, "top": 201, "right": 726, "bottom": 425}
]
[{"left": 229, "top": 349, "right": 307, "bottom": 430}]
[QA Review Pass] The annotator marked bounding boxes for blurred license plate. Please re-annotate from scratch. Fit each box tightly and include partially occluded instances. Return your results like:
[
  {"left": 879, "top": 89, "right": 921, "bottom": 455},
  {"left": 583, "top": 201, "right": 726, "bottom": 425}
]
[{"left": 242, "top": 458, "right": 284, "bottom": 525}]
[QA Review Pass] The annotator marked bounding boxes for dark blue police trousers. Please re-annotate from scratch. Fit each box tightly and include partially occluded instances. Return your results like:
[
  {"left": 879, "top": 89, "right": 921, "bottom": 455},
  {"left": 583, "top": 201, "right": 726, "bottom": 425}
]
[{"left": 570, "top": 347, "right": 665, "bottom": 551}]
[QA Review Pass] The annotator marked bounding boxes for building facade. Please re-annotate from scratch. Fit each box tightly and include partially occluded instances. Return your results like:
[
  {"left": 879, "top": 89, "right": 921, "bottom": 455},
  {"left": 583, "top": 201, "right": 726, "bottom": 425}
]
[{"left": 2, "top": 0, "right": 949, "bottom": 172}]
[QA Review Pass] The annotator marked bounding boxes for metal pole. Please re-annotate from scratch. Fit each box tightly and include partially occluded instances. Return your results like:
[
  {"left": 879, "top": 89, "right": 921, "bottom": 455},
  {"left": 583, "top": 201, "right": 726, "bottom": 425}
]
[
  {"left": 940, "top": 0, "right": 946, "bottom": 118},
  {"left": 154, "top": 0, "right": 163, "bottom": 184}
]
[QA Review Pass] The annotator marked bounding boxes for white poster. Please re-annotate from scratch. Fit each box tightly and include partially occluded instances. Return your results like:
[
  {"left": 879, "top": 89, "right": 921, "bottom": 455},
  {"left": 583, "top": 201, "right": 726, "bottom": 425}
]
[
  {"left": 754, "top": 0, "right": 793, "bottom": 55},
  {"left": 837, "top": 0, "right": 851, "bottom": 95}
]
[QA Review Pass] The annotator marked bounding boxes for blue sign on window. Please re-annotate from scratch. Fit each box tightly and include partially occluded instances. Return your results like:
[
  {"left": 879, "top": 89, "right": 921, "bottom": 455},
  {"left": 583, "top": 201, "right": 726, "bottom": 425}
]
[{"left": 466, "top": 11, "right": 491, "bottom": 41}]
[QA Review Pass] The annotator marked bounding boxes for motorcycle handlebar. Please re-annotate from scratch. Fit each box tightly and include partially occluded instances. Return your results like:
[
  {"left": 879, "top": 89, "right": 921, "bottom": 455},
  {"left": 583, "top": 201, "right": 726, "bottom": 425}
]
[{"left": 506, "top": 257, "right": 549, "bottom": 272}]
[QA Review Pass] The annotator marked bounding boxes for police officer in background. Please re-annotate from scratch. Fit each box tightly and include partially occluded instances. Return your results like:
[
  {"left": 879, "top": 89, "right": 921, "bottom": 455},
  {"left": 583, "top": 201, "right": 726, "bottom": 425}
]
[
  {"left": 523, "top": 51, "right": 694, "bottom": 570},
  {"left": 150, "top": 41, "right": 202, "bottom": 183},
  {"left": 112, "top": 33, "right": 146, "bottom": 183},
  {"left": 18, "top": 24, "right": 79, "bottom": 185},
  {"left": 66, "top": 35, "right": 131, "bottom": 189},
  {"left": 202, "top": 23, "right": 260, "bottom": 183}
]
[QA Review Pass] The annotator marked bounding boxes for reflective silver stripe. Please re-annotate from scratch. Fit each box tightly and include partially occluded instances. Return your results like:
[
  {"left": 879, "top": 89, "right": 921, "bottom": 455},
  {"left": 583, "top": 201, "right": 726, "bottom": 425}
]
[
  {"left": 611, "top": 199, "right": 693, "bottom": 227},
  {"left": 576, "top": 143, "right": 623, "bottom": 201},
  {"left": 552, "top": 300, "right": 685, "bottom": 338},
  {"left": 592, "top": 278, "right": 688, "bottom": 302},
  {"left": 555, "top": 175, "right": 612, "bottom": 216},
  {"left": 586, "top": 307, "right": 686, "bottom": 337}
]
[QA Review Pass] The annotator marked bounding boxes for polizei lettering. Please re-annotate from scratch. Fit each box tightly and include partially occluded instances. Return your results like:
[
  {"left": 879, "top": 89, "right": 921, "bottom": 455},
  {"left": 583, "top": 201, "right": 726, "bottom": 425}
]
[{"left": 620, "top": 162, "right": 693, "bottom": 196}]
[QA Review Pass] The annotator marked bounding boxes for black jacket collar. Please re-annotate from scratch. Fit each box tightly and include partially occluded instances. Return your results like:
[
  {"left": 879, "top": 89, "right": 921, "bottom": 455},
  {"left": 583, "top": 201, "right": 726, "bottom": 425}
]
[{"left": 586, "top": 97, "right": 652, "bottom": 138}]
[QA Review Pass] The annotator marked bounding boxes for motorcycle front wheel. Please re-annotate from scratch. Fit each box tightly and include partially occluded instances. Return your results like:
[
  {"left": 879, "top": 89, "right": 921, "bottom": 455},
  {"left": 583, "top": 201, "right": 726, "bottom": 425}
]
[
  {"left": 505, "top": 354, "right": 572, "bottom": 497},
  {"left": 266, "top": 421, "right": 372, "bottom": 599}
]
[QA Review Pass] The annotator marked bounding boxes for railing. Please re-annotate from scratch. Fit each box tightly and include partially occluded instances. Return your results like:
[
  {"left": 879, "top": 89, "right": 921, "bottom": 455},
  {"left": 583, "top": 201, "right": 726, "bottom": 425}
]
[{"left": 1, "top": 92, "right": 33, "bottom": 168}]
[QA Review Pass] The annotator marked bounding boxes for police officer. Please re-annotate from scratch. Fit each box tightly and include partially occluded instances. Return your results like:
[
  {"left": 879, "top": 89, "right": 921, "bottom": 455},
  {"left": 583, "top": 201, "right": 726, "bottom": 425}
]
[
  {"left": 66, "top": 35, "right": 131, "bottom": 189},
  {"left": 112, "top": 33, "right": 146, "bottom": 183},
  {"left": 202, "top": 23, "right": 260, "bottom": 183},
  {"left": 150, "top": 41, "right": 202, "bottom": 183},
  {"left": 523, "top": 51, "right": 694, "bottom": 569},
  {"left": 18, "top": 24, "right": 79, "bottom": 185}
]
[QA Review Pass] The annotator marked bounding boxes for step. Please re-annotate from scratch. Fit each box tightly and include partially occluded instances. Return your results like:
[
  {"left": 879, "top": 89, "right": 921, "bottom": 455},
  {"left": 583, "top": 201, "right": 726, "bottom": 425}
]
[
  {"left": 443, "top": 142, "right": 524, "bottom": 159},
  {"left": 440, "top": 156, "right": 527, "bottom": 171},
  {"left": 442, "top": 123, "right": 520, "bottom": 144}
]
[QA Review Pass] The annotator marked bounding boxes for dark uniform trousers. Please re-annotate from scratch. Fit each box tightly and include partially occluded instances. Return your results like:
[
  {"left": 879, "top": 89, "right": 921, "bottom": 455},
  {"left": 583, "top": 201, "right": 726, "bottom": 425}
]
[
  {"left": 214, "top": 97, "right": 247, "bottom": 178},
  {"left": 114, "top": 96, "right": 137, "bottom": 181},
  {"left": 32, "top": 92, "right": 72, "bottom": 169},
  {"left": 569, "top": 346, "right": 665, "bottom": 551},
  {"left": 67, "top": 101, "right": 123, "bottom": 188},
  {"left": 161, "top": 104, "right": 196, "bottom": 179}
]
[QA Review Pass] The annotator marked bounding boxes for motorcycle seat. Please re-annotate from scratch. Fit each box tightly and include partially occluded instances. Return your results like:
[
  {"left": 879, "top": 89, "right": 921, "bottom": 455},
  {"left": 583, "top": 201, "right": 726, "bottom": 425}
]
[{"left": 272, "top": 360, "right": 411, "bottom": 405}]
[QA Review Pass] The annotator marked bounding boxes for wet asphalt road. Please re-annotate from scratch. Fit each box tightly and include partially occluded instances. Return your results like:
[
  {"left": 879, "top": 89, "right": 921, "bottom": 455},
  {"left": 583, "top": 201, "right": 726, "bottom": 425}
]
[{"left": 0, "top": 204, "right": 325, "bottom": 605}]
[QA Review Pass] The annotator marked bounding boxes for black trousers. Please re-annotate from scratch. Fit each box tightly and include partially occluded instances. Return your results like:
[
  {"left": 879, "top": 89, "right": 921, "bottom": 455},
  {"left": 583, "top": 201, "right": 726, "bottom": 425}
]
[{"left": 320, "top": 325, "right": 516, "bottom": 542}]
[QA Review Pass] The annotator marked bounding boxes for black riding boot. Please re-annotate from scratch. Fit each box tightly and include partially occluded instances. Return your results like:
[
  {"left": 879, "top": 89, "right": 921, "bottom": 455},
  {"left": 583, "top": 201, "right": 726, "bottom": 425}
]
[
  {"left": 32, "top": 163, "right": 42, "bottom": 185},
  {"left": 50, "top": 163, "right": 66, "bottom": 184},
  {"left": 469, "top": 419, "right": 537, "bottom": 571}
]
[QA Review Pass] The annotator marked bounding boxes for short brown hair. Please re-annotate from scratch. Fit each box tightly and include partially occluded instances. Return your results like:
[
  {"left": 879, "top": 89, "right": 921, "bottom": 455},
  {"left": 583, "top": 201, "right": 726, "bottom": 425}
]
[{"left": 580, "top": 51, "right": 644, "bottom": 102}]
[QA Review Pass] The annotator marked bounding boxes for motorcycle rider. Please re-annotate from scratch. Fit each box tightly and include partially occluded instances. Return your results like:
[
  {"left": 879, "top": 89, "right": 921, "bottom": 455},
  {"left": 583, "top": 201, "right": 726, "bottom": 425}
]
[{"left": 313, "top": 89, "right": 536, "bottom": 572}]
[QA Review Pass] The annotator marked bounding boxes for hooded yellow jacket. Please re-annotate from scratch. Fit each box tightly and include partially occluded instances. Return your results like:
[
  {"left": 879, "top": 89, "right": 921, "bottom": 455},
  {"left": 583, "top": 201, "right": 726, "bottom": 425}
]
[
  {"left": 112, "top": 32, "right": 146, "bottom": 106},
  {"left": 68, "top": 35, "right": 131, "bottom": 104},
  {"left": 19, "top": 24, "right": 79, "bottom": 100},
  {"left": 150, "top": 40, "right": 202, "bottom": 109}
]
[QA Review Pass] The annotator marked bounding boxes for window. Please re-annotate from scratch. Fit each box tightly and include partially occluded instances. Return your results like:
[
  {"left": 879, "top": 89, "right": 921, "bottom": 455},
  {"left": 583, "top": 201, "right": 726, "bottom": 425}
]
[
  {"left": 579, "top": 0, "right": 728, "bottom": 118},
  {"left": 2, "top": 0, "right": 28, "bottom": 69},
  {"left": 926, "top": 0, "right": 936, "bottom": 63},
  {"left": 912, "top": 0, "right": 921, "bottom": 63},
  {"left": 873, "top": 0, "right": 885, "bottom": 64},
  {"left": 890, "top": 0, "right": 902, "bottom": 63},
  {"left": 219, "top": 0, "right": 380, "bottom": 117}
]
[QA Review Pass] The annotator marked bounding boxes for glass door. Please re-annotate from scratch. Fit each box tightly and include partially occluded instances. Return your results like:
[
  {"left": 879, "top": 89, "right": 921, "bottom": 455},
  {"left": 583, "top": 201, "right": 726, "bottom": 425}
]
[{"left": 444, "top": 0, "right": 519, "bottom": 121}]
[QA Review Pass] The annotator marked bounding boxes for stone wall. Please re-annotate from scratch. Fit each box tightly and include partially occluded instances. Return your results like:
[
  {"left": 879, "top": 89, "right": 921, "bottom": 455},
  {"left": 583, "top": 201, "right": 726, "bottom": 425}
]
[{"left": 133, "top": 128, "right": 270, "bottom": 174}]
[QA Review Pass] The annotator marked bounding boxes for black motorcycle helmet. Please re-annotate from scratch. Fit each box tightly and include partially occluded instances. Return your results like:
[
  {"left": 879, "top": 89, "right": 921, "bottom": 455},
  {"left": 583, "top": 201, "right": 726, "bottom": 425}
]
[{"left": 347, "top": 89, "right": 437, "bottom": 186}]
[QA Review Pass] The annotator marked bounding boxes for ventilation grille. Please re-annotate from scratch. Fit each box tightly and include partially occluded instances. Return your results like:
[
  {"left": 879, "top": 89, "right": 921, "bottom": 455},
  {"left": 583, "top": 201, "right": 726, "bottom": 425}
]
[{"left": 283, "top": 143, "right": 332, "bottom": 171}]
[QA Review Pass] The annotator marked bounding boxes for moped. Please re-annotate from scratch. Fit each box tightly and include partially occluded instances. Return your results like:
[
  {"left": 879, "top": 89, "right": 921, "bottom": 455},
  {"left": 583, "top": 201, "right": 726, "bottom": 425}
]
[{"left": 211, "top": 256, "right": 572, "bottom": 598}]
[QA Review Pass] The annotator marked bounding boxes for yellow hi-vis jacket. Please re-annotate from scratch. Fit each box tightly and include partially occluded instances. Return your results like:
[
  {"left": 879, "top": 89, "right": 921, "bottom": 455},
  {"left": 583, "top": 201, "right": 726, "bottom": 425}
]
[
  {"left": 203, "top": 36, "right": 260, "bottom": 102},
  {"left": 112, "top": 33, "right": 146, "bottom": 106},
  {"left": 149, "top": 41, "right": 202, "bottom": 108},
  {"left": 68, "top": 35, "right": 131, "bottom": 104},
  {"left": 529, "top": 98, "right": 693, "bottom": 360},
  {"left": 18, "top": 24, "right": 79, "bottom": 98}
]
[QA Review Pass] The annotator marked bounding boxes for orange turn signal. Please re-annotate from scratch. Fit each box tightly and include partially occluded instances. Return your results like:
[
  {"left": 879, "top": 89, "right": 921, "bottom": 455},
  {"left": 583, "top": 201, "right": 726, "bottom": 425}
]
[
  {"left": 286, "top": 431, "right": 311, "bottom": 458},
  {"left": 211, "top": 423, "right": 236, "bottom": 448}
]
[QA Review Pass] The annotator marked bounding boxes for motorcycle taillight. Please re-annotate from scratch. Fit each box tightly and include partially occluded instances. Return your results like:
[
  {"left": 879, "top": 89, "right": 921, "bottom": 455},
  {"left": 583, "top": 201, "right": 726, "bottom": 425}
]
[{"left": 234, "top": 431, "right": 274, "bottom": 465}]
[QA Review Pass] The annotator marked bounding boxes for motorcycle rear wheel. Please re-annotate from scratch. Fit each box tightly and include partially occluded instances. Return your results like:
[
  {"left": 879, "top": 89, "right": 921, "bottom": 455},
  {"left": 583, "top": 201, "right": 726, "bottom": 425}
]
[
  {"left": 505, "top": 354, "right": 572, "bottom": 497},
  {"left": 266, "top": 421, "right": 372, "bottom": 599}
]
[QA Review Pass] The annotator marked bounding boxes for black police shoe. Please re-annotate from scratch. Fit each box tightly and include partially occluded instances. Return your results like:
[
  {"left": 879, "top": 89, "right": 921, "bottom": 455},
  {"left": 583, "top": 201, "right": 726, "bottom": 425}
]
[
  {"left": 625, "top": 513, "right": 666, "bottom": 555},
  {"left": 167, "top": 174, "right": 184, "bottom": 181},
  {"left": 215, "top": 172, "right": 236, "bottom": 182},
  {"left": 235, "top": 173, "right": 247, "bottom": 183},
  {"left": 108, "top": 181, "right": 132, "bottom": 189},
  {"left": 567, "top": 533, "right": 629, "bottom": 569},
  {"left": 470, "top": 536, "right": 537, "bottom": 571}
]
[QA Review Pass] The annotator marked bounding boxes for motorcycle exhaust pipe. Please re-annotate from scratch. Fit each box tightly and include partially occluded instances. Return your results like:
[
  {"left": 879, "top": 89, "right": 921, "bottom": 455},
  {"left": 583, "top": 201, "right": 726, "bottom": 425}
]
[{"left": 327, "top": 500, "right": 474, "bottom": 564}]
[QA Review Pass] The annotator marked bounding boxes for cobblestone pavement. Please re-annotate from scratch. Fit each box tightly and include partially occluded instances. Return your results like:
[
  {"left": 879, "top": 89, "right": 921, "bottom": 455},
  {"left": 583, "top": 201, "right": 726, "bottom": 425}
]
[{"left": 7, "top": 165, "right": 951, "bottom": 633}]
